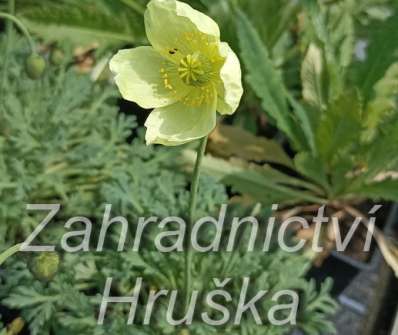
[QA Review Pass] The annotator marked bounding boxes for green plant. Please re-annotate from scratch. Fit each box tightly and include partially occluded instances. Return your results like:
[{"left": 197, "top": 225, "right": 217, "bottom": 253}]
[
  {"left": 0, "top": 33, "right": 203, "bottom": 239},
  {"left": 197, "top": 0, "right": 396, "bottom": 133},
  {"left": 0, "top": 245, "right": 338, "bottom": 335},
  {"left": 0, "top": 36, "right": 337, "bottom": 335},
  {"left": 193, "top": 0, "right": 398, "bottom": 206},
  {"left": 9, "top": 0, "right": 148, "bottom": 47}
]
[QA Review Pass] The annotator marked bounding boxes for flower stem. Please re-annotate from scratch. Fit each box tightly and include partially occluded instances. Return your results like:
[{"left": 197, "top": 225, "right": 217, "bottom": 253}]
[
  {"left": 1, "top": 0, "right": 15, "bottom": 91},
  {"left": 6, "top": 0, "right": 15, "bottom": 31},
  {"left": 0, "top": 12, "right": 36, "bottom": 53},
  {"left": 184, "top": 135, "right": 208, "bottom": 312},
  {"left": 0, "top": 243, "right": 22, "bottom": 267}
]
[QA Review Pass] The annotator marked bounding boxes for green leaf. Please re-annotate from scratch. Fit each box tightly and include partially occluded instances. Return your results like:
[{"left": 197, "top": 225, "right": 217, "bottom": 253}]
[
  {"left": 332, "top": 6, "right": 355, "bottom": 69},
  {"left": 182, "top": 150, "right": 326, "bottom": 205},
  {"left": 363, "top": 117, "right": 398, "bottom": 177},
  {"left": 235, "top": 7, "right": 303, "bottom": 148},
  {"left": 17, "top": 0, "right": 147, "bottom": 46},
  {"left": 303, "top": 0, "right": 344, "bottom": 99},
  {"left": 294, "top": 152, "right": 329, "bottom": 192},
  {"left": 287, "top": 95, "right": 318, "bottom": 154},
  {"left": 354, "top": 179, "right": 398, "bottom": 202},
  {"left": 353, "top": 13, "right": 398, "bottom": 102},
  {"left": 303, "top": 0, "right": 330, "bottom": 47},
  {"left": 238, "top": 0, "right": 300, "bottom": 50},
  {"left": 316, "top": 90, "right": 362, "bottom": 164},
  {"left": 365, "top": 62, "right": 398, "bottom": 130},
  {"left": 298, "top": 279, "right": 338, "bottom": 335},
  {"left": 0, "top": 37, "right": 337, "bottom": 335}
]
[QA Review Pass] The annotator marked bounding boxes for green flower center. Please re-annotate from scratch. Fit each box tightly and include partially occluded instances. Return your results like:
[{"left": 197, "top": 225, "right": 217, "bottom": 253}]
[
  {"left": 158, "top": 32, "right": 225, "bottom": 107},
  {"left": 178, "top": 53, "right": 212, "bottom": 87}
]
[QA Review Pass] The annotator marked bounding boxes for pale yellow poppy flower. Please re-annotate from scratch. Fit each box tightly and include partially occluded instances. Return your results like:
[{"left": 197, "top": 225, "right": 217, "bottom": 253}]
[{"left": 110, "top": 0, "right": 243, "bottom": 146}]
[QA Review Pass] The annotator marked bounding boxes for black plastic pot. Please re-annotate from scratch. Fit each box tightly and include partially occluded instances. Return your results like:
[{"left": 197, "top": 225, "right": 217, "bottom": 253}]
[
  {"left": 329, "top": 203, "right": 394, "bottom": 273},
  {"left": 309, "top": 204, "right": 398, "bottom": 335},
  {"left": 293, "top": 204, "right": 398, "bottom": 335},
  {"left": 330, "top": 204, "right": 398, "bottom": 335}
]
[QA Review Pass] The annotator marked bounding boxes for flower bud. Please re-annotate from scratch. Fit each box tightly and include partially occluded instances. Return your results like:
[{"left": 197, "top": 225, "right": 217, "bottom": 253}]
[
  {"left": 29, "top": 252, "right": 60, "bottom": 282},
  {"left": 25, "top": 53, "right": 46, "bottom": 79},
  {"left": 7, "top": 317, "right": 25, "bottom": 335},
  {"left": 50, "top": 49, "right": 64, "bottom": 66}
]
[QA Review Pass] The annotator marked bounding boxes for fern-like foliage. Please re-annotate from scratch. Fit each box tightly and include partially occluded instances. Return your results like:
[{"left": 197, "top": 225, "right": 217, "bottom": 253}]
[
  {"left": 0, "top": 38, "right": 337, "bottom": 335},
  {"left": 0, "top": 248, "right": 337, "bottom": 335},
  {"left": 0, "top": 37, "right": 198, "bottom": 245}
]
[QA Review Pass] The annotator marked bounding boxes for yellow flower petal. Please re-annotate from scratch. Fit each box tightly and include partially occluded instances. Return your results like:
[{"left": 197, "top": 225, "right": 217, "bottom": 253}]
[
  {"left": 110, "top": 0, "right": 243, "bottom": 146},
  {"left": 109, "top": 47, "right": 190, "bottom": 109},
  {"left": 217, "top": 42, "right": 243, "bottom": 115},
  {"left": 145, "top": 95, "right": 217, "bottom": 146},
  {"left": 145, "top": 0, "right": 220, "bottom": 57}
]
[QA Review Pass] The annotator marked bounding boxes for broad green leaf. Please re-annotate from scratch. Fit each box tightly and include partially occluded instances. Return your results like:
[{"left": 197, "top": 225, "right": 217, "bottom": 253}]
[
  {"left": 287, "top": 95, "right": 318, "bottom": 154},
  {"left": 329, "top": 158, "right": 357, "bottom": 197},
  {"left": 338, "top": 17, "right": 355, "bottom": 69},
  {"left": 182, "top": 150, "right": 326, "bottom": 205},
  {"left": 354, "top": 179, "right": 398, "bottom": 202},
  {"left": 329, "top": 2, "right": 355, "bottom": 69},
  {"left": 303, "top": 0, "right": 330, "bottom": 47},
  {"left": 363, "top": 116, "right": 398, "bottom": 177},
  {"left": 303, "top": 0, "right": 344, "bottom": 99},
  {"left": 316, "top": 90, "right": 362, "bottom": 165},
  {"left": 238, "top": 0, "right": 300, "bottom": 50},
  {"left": 353, "top": 13, "right": 398, "bottom": 102},
  {"left": 17, "top": 0, "right": 147, "bottom": 47},
  {"left": 235, "top": 7, "right": 304, "bottom": 149},
  {"left": 365, "top": 62, "right": 398, "bottom": 130},
  {"left": 294, "top": 152, "right": 329, "bottom": 192}
]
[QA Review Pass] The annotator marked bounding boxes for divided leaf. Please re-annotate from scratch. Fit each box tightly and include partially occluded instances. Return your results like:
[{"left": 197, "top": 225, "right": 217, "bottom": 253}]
[
  {"left": 315, "top": 90, "right": 362, "bottom": 165},
  {"left": 353, "top": 13, "right": 398, "bottom": 102},
  {"left": 294, "top": 152, "right": 329, "bottom": 192},
  {"left": 365, "top": 62, "right": 398, "bottom": 130},
  {"left": 363, "top": 116, "right": 398, "bottom": 177},
  {"left": 236, "top": 8, "right": 304, "bottom": 149},
  {"left": 354, "top": 179, "right": 398, "bottom": 202}
]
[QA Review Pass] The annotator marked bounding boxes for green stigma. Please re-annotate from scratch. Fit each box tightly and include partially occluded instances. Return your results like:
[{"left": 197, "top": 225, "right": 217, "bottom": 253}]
[{"left": 178, "top": 53, "right": 212, "bottom": 86}]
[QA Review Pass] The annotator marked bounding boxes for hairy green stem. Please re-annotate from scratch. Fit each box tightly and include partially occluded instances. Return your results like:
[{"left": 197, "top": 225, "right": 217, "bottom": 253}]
[
  {"left": 184, "top": 136, "right": 208, "bottom": 312},
  {"left": 6, "top": 0, "right": 15, "bottom": 30},
  {"left": 0, "top": 243, "right": 22, "bottom": 267},
  {"left": 1, "top": 0, "right": 15, "bottom": 91},
  {"left": 0, "top": 12, "right": 35, "bottom": 53}
]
